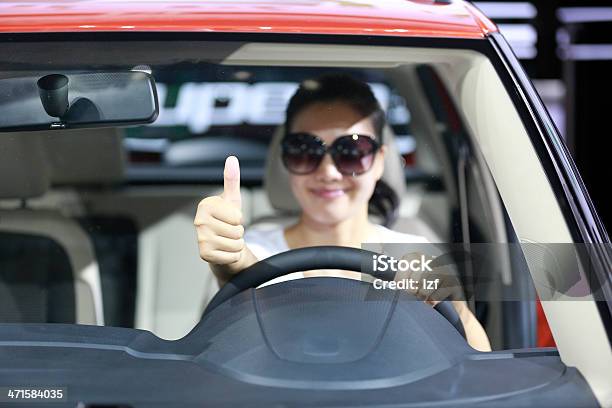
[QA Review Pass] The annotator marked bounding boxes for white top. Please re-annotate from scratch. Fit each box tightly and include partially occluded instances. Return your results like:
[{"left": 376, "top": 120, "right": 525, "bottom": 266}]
[{"left": 244, "top": 223, "right": 429, "bottom": 286}]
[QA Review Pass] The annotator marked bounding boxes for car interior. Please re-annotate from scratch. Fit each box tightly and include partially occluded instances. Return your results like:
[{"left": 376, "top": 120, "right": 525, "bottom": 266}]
[{"left": 0, "top": 42, "right": 556, "bottom": 353}]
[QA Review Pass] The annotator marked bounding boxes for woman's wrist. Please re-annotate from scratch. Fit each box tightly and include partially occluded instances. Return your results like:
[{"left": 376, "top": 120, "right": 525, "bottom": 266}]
[
  {"left": 451, "top": 301, "right": 492, "bottom": 352},
  {"left": 210, "top": 247, "right": 258, "bottom": 286}
]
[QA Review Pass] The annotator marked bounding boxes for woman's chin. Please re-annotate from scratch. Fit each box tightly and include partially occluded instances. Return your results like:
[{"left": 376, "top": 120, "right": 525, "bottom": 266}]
[{"left": 304, "top": 207, "right": 354, "bottom": 226}]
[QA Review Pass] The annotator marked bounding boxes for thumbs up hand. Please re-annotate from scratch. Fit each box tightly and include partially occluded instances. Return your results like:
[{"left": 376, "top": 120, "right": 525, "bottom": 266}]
[{"left": 194, "top": 156, "right": 258, "bottom": 282}]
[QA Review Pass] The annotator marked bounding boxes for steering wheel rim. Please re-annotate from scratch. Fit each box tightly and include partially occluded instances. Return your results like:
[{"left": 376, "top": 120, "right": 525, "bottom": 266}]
[{"left": 203, "top": 246, "right": 465, "bottom": 339}]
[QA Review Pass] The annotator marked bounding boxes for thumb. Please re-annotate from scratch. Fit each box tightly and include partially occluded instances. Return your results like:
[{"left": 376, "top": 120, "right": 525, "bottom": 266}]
[{"left": 222, "top": 155, "right": 241, "bottom": 208}]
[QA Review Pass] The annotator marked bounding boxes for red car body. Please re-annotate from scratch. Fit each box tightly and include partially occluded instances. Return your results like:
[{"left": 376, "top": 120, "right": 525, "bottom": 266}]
[{"left": 0, "top": 0, "right": 496, "bottom": 38}]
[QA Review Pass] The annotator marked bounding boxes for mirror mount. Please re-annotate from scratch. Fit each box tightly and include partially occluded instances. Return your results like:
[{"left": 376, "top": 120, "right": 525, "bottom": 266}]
[
  {"left": 37, "top": 74, "right": 104, "bottom": 129},
  {"left": 37, "top": 74, "right": 72, "bottom": 129},
  {"left": 37, "top": 74, "right": 70, "bottom": 127}
]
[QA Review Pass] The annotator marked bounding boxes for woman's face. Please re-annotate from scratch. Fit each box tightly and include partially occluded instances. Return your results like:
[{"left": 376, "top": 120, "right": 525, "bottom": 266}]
[{"left": 288, "top": 101, "right": 386, "bottom": 225}]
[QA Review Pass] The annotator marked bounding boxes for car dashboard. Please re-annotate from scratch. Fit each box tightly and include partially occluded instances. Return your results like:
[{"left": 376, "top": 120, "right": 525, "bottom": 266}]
[{"left": 0, "top": 278, "right": 597, "bottom": 407}]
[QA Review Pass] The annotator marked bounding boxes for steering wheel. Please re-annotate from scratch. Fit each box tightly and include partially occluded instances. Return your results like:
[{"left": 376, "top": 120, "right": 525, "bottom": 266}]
[{"left": 203, "top": 246, "right": 465, "bottom": 339}]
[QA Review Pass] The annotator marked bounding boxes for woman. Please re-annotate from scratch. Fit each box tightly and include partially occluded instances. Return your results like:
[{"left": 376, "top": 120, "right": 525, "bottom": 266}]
[{"left": 194, "top": 74, "right": 491, "bottom": 351}]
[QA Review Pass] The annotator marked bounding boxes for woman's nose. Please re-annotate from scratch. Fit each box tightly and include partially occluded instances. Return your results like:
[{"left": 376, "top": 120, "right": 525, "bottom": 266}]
[{"left": 315, "top": 154, "right": 343, "bottom": 181}]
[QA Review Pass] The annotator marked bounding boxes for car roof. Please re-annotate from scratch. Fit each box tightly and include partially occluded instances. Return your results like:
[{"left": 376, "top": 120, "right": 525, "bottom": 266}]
[{"left": 0, "top": 0, "right": 497, "bottom": 38}]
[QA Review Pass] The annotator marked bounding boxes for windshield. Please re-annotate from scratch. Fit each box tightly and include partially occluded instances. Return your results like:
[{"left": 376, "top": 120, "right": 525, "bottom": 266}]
[{"left": 0, "top": 38, "right": 594, "bottom": 354}]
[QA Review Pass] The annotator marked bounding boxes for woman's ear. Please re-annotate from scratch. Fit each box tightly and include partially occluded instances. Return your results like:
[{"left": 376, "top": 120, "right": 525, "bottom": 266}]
[{"left": 374, "top": 144, "right": 387, "bottom": 180}]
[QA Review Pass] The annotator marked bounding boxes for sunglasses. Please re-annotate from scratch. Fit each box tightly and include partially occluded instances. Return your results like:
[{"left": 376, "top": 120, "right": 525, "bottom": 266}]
[{"left": 281, "top": 132, "right": 381, "bottom": 176}]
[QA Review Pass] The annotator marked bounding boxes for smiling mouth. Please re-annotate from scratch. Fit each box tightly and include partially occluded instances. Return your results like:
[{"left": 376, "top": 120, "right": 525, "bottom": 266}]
[{"left": 309, "top": 188, "right": 347, "bottom": 199}]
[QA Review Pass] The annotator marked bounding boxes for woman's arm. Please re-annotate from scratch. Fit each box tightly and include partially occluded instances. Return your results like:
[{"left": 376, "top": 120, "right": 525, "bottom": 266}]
[
  {"left": 398, "top": 251, "right": 492, "bottom": 351},
  {"left": 452, "top": 300, "right": 492, "bottom": 352}
]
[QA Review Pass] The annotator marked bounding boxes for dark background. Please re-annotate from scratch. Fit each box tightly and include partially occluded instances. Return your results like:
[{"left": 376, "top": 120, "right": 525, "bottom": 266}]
[{"left": 473, "top": 1, "right": 612, "bottom": 238}]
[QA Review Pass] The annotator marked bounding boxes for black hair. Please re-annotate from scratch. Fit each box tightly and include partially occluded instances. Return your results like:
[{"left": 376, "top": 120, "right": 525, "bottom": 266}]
[{"left": 284, "top": 73, "right": 399, "bottom": 227}]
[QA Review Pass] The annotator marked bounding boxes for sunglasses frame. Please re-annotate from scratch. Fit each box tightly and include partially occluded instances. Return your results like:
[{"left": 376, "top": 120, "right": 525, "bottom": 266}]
[{"left": 281, "top": 132, "right": 381, "bottom": 176}]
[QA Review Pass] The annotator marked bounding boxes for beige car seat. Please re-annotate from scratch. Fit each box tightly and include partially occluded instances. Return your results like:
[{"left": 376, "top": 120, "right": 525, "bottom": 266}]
[{"left": 0, "top": 133, "right": 104, "bottom": 325}]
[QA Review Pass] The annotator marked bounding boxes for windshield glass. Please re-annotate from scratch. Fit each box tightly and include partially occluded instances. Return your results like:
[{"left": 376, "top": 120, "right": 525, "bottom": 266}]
[{"left": 0, "top": 39, "right": 592, "bottom": 355}]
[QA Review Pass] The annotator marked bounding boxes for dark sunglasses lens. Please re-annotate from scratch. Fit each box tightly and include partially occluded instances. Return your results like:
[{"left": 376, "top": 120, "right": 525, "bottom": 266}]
[
  {"left": 282, "top": 134, "right": 324, "bottom": 174},
  {"left": 332, "top": 135, "right": 377, "bottom": 175}
]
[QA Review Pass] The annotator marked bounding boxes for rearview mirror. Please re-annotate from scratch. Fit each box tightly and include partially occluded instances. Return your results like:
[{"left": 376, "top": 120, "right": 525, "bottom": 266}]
[{"left": 0, "top": 71, "right": 159, "bottom": 131}]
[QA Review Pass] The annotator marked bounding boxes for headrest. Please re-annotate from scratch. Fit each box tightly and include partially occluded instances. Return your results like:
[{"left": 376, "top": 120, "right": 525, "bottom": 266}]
[
  {"left": 264, "top": 125, "right": 407, "bottom": 213},
  {"left": 43, "top": 127, "right": 125, "bottom": 186},
  {"left": 0, "top": 133, "right": 49, "bottom": 199}
]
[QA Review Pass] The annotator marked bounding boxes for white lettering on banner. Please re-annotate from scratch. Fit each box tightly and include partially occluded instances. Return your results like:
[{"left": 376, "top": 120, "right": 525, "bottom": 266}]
[
  {"left": 155, "top": 83, "right": 248, "bottom": 133},
  {"left": 246, "top": 82, "right": 299, "bottom": 125},
  {"left": 152, "top": 82, "right": 410, "bottom": 133},
  {"left": 210, "top": 83, "right": 249, "bottom": 126},
  {"left": 153, "top": 83, "right": 207, "bottom": 132}
]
